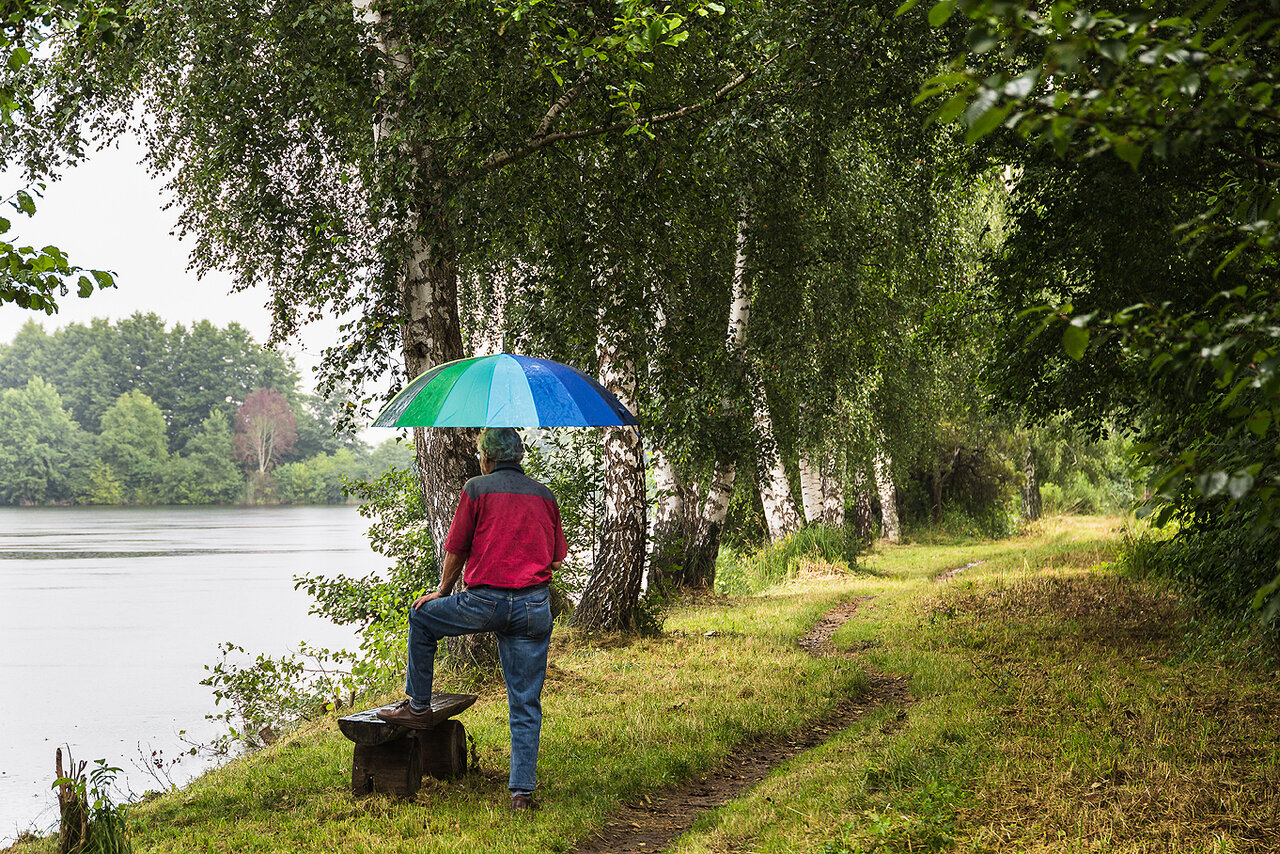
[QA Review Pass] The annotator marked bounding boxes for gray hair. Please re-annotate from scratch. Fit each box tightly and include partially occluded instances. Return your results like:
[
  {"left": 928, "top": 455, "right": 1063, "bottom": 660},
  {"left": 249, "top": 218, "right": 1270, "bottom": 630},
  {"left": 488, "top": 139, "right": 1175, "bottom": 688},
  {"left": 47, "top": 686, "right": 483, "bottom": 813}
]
[{"left": 478, "top": 427, "right": 525, "bottom": 463}]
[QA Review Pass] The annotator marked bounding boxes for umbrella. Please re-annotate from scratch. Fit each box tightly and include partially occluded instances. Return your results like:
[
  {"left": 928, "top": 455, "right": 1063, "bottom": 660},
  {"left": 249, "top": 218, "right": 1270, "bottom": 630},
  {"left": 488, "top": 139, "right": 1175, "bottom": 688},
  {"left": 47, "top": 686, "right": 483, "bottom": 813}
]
[{"left": 372, "top": 353, "right": 640, "bottom": 428}]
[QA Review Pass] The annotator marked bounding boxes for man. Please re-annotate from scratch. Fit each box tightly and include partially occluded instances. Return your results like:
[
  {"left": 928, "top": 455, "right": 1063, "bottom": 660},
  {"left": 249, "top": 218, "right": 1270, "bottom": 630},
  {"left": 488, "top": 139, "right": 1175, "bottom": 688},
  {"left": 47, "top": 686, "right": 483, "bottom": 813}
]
[{"left": 378, "top": 427, "right": 566, "bottom": 811}]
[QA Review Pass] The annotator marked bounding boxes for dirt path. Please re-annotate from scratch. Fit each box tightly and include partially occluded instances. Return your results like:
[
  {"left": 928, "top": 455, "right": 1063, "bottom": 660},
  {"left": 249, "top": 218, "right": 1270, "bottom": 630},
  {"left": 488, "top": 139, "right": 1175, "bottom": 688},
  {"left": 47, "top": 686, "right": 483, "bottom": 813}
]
[
  {"left": 934, "top": 559, "right": 988, "bottom": 582},
  {"left": 573, "top": 598, "right": 909, "bottom": 854}
]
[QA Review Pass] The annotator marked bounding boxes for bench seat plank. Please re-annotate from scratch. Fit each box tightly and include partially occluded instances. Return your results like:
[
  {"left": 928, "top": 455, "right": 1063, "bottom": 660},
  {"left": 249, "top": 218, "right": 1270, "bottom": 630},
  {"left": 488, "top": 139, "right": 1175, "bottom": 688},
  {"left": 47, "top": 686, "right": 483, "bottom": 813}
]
[{"left": 338, "top": 692, "right": 478, "bottom": 746}]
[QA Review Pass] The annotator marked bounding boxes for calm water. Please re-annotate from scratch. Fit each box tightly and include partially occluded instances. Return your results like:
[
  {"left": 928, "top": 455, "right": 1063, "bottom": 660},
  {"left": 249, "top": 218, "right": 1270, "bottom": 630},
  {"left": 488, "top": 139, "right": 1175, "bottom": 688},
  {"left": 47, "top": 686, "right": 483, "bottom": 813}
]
[{"left": 0, "top": 506, "right": 386, "bottom": 845}]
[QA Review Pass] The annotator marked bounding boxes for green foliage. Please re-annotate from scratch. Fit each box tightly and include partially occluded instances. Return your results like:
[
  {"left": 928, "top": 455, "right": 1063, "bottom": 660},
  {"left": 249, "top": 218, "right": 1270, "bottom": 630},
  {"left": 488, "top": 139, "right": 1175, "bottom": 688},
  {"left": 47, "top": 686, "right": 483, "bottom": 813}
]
[
  {"left": 899, "top": 435, "right": 1018, "bottom": 533},
  {"left": 200, "top": 642, "right": 356, "bottom": 754},
  {"left": 920, "top": 503, "right": 1017, "bottom": 542},
  {"left": 80, "top": 458, "right": 123, "bottom": 505},
  {"left": 716, "top": 524, "right": 847, "bottom": 595},
  {"left": 0, "top": 376, "right": 89, "bottom": 504},
  {"left": 1121, "top": 513, "right": 1280, "bottom": 630},
  {"left": 911, "top": 0, "right": 1280, "bottom": 625},
  {"left": 177, "top": 410, "right": 245, "bottom": 503},
  {"left": 523, "top": 430, "right": 602, "bottom": 582},
  {"left": 0, "top": 316, "right": 298, "bottom": 442},
  {"left": 908, "top": 0, "right": 1279, "bottom": 267},
  {"left": 96, "top": 390, "right": 169, "bottom": 503},
  {"left": 275, "top": 449, "right": 359, "bottom": 505},
  {"left": 0, "top": 318, "right": 397, "bottom": 506},
  {"left": 1036, "top": 426, "right": 1135, "bottom": 515}
]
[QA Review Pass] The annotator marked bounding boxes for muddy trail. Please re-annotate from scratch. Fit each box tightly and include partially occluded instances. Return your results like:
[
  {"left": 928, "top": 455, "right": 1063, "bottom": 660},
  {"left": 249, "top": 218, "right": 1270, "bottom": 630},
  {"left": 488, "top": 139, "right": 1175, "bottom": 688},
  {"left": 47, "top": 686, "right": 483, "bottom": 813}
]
[{"left": 573, "top": 598, "right": 910, "bottom": 854}]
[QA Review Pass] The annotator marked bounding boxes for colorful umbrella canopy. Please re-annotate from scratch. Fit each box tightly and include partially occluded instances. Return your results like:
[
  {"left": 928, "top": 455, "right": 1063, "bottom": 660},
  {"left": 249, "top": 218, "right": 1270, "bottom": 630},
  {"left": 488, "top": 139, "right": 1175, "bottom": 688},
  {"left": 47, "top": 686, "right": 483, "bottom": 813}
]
[{"left": 372, "top": 353, "right": 640, "bottom": 428}]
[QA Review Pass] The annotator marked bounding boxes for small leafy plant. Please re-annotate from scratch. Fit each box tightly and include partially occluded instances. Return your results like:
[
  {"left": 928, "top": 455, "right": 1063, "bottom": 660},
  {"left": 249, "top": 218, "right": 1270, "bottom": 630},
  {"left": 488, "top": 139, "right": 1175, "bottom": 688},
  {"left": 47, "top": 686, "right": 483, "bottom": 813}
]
[{"left": 53, "top": 748, "right": 131, "bottom": 854}]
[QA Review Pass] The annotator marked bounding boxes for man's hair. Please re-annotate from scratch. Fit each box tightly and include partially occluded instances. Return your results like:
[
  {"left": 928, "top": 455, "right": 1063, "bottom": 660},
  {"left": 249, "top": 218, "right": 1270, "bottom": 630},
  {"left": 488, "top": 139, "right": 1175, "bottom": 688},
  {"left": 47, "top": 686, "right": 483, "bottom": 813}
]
[{"left": 478, "top": 427, "right": 525, "bottom": 463}]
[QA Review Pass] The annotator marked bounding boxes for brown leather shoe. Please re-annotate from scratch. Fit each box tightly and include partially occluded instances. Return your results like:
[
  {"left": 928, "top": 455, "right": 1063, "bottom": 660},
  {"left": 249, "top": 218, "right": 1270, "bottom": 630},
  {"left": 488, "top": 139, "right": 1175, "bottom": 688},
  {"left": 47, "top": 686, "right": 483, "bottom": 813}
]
[
  {"left": 375, "top": 699, "right": 434, "bottom": 729},
  {"left": 510, "top": 794, "right": 540, "bottom": 812}
]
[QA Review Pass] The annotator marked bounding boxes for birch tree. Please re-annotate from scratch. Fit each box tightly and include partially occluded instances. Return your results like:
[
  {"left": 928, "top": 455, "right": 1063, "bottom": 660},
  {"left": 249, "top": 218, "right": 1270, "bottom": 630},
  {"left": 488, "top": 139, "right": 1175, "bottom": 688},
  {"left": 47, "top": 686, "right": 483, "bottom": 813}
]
[
  {"left": 573, "top": 286, "right": 646, "bottom": 630},
  {"left": 679, "top": 204, "right": 753, "bottom": 588},
  {"left": 752, "top": 374, "right": 803, "bottom": 540},
  {"left": 873, "top": 445, "right": 901, "bottom": 543}
]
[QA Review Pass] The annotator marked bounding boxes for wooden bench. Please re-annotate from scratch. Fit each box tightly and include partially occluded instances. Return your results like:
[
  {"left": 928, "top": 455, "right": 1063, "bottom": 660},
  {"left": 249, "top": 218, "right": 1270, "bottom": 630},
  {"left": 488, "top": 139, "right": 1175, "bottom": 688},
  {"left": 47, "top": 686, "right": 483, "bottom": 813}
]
[{"left": 338, "top": 693, "right": 477, "bottom": 797}]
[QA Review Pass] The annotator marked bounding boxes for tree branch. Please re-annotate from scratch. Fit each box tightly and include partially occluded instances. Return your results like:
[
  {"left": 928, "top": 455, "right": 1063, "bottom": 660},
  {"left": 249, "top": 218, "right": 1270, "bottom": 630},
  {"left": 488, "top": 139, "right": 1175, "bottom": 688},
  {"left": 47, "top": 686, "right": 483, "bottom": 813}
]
[
  {"left": 1228, "top": 146, "right": 1280, "bottom": 171},
  {"left": 469, "top": 57, "right": 773, "bottom": 178},
  {"left": 535, "top": 84, "right": 582, "bottom": 138}
]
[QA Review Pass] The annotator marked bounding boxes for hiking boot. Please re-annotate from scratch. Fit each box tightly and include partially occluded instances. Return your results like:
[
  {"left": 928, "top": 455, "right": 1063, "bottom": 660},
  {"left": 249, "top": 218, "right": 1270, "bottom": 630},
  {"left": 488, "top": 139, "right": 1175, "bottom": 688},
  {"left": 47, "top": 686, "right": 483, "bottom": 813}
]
[
  {"left": 375, "top": 699, "right": 435, "bottom": 729},
  {"left": 510, "top": 793, "right": 540, "bottom": 812}
]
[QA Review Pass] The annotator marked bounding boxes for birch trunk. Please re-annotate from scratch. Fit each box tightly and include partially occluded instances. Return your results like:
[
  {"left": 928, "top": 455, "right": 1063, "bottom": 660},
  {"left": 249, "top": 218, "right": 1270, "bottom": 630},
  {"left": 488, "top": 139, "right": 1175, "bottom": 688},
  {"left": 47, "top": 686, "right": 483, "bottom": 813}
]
[
  {"left": 681, "top": 205, "right": 751, "bottom": 589},
  {"left": 683, "top": 463, "right": 737, "bottom": 587},
  {"left": 851, "top": 468, "right": 875, "bottom": 546},
  {"left": 873, "top": 448, "right": 900, "bottom": 544},
  {"left": 752, "top": 374, "right": 802, "bottom": 541},
  {"left": 820, "top": 450, "right": 844, "bottom": 527},
  {"left": 1021, "top": 442, "right": 1042, "bottom": 522},
  {"left": 573, "top": 294, "right": 647, "bottom": 631},
  {"left": 354, "top": 0, "right": 478, "bottom": 556},
  {"left": 798, "top": 452, "right": 824, "bottom": 524},
  {"left": 647, "top": 447, "right": 690, "bottom": 591}
]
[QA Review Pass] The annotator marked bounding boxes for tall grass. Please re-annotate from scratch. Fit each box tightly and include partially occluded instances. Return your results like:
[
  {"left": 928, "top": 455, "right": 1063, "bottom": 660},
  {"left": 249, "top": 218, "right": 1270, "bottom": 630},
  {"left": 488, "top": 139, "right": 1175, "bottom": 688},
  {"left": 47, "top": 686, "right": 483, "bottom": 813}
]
[{"left": 715, "top": 525, "right": 849, "bottom": 595}]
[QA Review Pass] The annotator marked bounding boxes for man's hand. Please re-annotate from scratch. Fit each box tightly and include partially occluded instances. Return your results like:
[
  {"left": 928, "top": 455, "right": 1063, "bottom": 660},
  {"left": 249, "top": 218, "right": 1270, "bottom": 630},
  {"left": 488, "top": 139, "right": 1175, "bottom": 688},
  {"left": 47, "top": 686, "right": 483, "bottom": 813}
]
[
  {"left": 413, "top": 551, "right": 466, "bottom": 610},
  {"left": 412, "top": 591, "right": 443, "bottom": 610}
]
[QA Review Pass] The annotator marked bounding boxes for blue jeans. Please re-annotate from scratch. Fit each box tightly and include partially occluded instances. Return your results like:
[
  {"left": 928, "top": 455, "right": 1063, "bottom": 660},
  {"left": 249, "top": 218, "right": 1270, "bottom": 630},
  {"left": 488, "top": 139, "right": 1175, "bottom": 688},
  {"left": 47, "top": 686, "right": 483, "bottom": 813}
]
[{"left": 406, "top": 585, "right": 553, "bottom": 793}]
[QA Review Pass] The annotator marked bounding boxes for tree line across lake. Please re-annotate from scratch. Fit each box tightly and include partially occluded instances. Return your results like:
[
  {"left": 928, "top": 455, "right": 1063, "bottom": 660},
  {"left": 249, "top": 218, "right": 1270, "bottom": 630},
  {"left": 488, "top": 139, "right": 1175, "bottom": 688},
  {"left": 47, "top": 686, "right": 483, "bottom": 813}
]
[{"left": 0, "top": 314, "right": 413, "bottom": 506}]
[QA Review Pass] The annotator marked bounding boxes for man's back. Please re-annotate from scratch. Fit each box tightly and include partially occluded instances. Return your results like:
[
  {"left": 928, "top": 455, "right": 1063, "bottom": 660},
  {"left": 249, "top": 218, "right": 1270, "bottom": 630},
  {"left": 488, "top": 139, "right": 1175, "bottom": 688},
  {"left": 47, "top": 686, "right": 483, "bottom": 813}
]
[{"left": 444, "top": 462, "right": 566, "bottom": 589}]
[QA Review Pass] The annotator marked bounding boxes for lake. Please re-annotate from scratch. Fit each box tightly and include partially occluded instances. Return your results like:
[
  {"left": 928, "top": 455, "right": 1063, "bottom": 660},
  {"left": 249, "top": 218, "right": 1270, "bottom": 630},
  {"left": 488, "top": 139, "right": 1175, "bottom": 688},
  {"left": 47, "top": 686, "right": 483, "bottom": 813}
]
[{"left": 0, "top": 506, "right": 388, "bottom": 846}]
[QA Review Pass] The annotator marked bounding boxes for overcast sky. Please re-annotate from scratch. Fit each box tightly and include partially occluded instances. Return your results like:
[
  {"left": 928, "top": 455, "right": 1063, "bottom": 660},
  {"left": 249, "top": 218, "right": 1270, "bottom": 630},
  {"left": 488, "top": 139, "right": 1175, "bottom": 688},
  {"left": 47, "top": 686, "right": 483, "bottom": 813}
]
[{"left": 1, "top": 136, "right": 346, "bottom": 395}]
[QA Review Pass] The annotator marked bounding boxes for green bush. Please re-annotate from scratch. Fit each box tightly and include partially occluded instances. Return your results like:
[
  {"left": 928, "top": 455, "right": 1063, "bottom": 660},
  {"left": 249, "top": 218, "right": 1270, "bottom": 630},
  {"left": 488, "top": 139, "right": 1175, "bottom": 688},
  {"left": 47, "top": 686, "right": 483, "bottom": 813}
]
[{"left": 1119, "top": 513, "right": 1280, "bottom": 629}]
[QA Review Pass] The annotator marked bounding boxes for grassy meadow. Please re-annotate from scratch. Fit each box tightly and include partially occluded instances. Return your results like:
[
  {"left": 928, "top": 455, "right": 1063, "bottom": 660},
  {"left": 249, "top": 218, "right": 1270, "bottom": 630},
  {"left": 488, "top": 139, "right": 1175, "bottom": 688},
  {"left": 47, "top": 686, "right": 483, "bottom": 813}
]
[{"left": 10, "top": 516, "right": 1279, "bottom": 853}]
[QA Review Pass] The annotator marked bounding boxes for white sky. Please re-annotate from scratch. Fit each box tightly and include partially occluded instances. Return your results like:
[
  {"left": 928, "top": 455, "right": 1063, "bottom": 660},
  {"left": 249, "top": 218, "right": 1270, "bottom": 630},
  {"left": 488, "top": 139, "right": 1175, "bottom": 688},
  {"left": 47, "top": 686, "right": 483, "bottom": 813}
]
[{"left": 0, "top": 136, "right": 346, "bottom": 396}]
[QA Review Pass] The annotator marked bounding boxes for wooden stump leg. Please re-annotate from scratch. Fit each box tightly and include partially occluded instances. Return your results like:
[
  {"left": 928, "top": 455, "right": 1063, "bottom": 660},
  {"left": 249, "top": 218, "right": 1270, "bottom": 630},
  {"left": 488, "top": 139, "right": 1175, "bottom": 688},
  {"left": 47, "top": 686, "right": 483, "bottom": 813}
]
[
  {"left": 351, "top": 738, "right": 423, "bottom": 797},
  {"left": 416, "top": 720, "right": 467, "bottom": 780}
]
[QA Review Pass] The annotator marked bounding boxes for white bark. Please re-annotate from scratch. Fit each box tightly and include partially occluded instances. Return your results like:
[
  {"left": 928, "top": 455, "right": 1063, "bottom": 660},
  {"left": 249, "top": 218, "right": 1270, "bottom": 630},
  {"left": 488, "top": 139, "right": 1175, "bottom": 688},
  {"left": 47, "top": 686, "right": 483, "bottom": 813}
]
[
  {"left": 873, "top": 447, "right": 900, "bottom": 544},
  {"left": 725, "top": 208, "right": 751, "bottom": 358},
  {"left": 799, "top": 451, "right": 824, "bottom": 523},
  {"left": 819, "top": 450, "right": 844, "bottom": 528},
  {"left": 574, "top": 286, "right": 647, "bottom": 630},
  {"left": 752, "top": 374, "right": 801, "bottom": 540}
]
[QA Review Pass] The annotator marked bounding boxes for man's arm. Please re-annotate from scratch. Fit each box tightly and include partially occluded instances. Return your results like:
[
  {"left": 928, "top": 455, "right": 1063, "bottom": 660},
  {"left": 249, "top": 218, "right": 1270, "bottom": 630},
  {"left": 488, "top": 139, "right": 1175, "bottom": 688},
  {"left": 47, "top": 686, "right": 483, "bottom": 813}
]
[{"left": 412, "top": 550, "right": 467, "bottom": 610}]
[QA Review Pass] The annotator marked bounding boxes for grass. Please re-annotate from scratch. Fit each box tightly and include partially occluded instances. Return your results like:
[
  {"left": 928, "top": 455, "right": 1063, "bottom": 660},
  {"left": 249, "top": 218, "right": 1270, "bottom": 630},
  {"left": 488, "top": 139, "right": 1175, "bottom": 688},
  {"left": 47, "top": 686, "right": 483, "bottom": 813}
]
[
  {"left": 9, "top": 515, "right": 1279, "bottom": 853},
  {"left": 669, "top": 516, "right": 1280, "bottom": 854}
]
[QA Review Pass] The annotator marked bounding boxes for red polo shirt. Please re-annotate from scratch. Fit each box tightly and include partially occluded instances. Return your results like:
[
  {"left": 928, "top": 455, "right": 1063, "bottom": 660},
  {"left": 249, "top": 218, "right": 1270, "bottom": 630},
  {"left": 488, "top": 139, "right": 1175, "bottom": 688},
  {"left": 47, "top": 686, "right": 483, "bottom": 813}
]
[{"left": 443, "top": 462, "right": 567, "bottom": 589}]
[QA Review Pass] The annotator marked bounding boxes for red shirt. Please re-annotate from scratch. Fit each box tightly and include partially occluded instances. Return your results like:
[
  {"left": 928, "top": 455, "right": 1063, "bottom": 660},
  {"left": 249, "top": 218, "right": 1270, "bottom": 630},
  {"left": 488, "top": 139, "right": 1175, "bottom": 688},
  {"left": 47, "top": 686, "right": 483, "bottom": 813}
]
[{"left": 443, "top": 463, "right": 567, "bottom": 589}]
